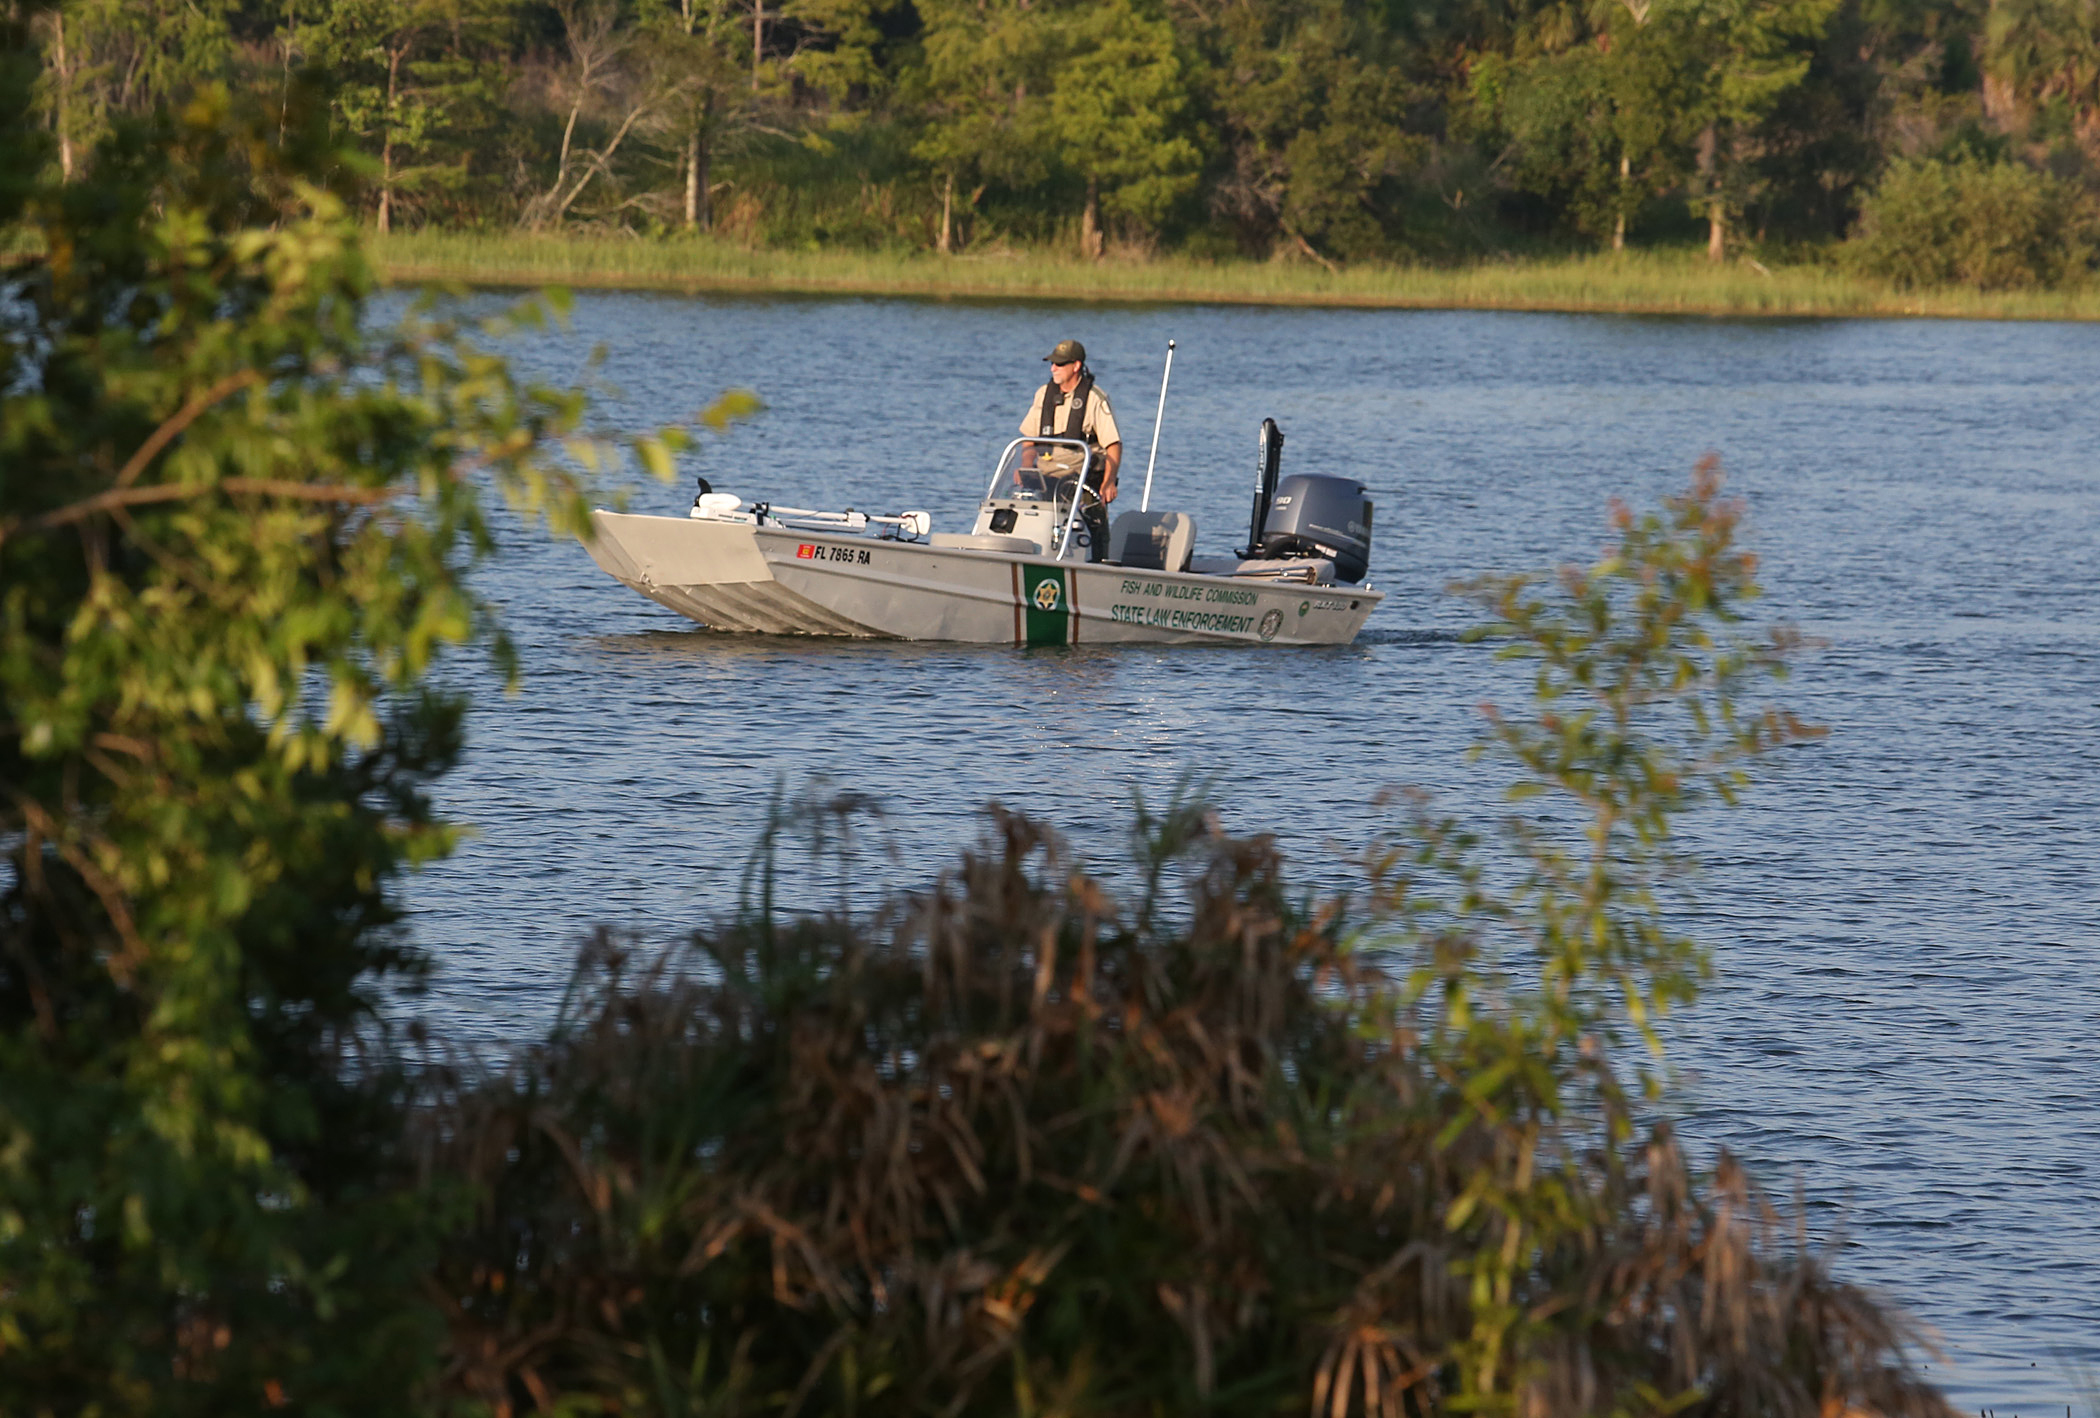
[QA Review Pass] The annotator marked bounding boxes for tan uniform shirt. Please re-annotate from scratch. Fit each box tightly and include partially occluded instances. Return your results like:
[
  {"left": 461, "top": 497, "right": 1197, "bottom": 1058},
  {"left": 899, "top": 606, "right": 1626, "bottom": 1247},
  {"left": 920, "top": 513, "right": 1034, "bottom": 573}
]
[{"left": 1020, "top": 382, "right": 1122, "bottom": 479}]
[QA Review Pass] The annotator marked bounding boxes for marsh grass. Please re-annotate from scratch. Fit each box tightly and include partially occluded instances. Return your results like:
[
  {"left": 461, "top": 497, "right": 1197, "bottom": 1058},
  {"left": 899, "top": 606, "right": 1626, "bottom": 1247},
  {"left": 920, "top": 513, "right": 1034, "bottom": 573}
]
[{"left": 371, "top": 228, "right": 2100, "bottom": 320}]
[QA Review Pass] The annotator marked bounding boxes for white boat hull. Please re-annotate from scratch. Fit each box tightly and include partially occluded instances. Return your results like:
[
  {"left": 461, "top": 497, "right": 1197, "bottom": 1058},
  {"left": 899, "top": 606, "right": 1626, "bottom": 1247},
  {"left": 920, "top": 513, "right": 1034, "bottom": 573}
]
[{"left": 584, "top": 512, "right": 1383, "bottom": 646}]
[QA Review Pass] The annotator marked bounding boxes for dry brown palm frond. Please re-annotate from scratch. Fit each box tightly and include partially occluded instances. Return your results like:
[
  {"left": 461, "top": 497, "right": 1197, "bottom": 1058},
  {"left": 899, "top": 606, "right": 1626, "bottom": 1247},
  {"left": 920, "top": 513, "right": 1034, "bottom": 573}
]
[{"left": 414, "top": 791, "right": 1951, "bottom": 1418}]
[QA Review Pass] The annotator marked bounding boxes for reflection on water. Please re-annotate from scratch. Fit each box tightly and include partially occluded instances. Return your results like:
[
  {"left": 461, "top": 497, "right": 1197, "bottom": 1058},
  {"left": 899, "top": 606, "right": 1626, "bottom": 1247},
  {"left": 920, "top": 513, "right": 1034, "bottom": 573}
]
[{"left": 394, "top": 291, "right": 2100, "bottom": 1414}]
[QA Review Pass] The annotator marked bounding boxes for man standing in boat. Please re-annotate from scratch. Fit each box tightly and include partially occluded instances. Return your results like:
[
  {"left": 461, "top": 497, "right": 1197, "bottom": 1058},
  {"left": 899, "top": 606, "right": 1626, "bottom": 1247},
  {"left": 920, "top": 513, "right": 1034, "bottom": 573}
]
[{"left": 1020, "top": 339, "right": 1122, "bottom": 560}]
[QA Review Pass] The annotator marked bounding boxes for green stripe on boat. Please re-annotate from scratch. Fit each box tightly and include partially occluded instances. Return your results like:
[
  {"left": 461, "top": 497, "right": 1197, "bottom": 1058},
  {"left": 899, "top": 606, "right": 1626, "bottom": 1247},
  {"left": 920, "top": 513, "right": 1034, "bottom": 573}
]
[{"left": 1021, "top": 565, "right": 1071, "bottom": 646}]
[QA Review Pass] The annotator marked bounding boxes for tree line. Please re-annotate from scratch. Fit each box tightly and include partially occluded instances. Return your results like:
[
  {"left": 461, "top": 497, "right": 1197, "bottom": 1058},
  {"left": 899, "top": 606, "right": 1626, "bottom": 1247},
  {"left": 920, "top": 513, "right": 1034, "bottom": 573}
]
[{"left": 20, "top": 0, "right": 2100, "bottom": 267}]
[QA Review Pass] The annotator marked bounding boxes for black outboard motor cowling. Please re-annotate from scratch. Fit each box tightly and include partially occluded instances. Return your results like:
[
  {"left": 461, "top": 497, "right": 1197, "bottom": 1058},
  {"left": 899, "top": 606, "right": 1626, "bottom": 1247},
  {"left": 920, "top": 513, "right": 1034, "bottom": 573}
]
[{"left": 1257, "top": 474, "right": 1374, "bottom": 583}]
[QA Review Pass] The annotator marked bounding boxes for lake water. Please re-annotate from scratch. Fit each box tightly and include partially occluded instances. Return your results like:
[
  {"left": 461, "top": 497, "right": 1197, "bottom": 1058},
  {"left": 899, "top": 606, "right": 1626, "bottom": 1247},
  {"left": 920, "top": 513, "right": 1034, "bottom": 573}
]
[{"left": 393, "top": 290, "right": 2100, "bottom": 1414}]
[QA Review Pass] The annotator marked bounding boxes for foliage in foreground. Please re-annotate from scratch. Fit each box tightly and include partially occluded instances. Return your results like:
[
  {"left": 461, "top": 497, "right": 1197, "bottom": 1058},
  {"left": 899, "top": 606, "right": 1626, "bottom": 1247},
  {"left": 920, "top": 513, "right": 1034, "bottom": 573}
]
[
  {"left": 0, "top": 59, "right": 719, "bottom": 1415},
  {"left": 421, "top": 466, "right": 1954, "bottom": 1418}
]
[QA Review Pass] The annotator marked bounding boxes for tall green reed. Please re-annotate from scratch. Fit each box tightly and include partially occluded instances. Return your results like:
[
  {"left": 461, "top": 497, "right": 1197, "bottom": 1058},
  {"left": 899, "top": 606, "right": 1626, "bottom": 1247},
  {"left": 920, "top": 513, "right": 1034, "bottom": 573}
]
[{"left": 367, "top": 229, "right": 2100, "bottom": 320}]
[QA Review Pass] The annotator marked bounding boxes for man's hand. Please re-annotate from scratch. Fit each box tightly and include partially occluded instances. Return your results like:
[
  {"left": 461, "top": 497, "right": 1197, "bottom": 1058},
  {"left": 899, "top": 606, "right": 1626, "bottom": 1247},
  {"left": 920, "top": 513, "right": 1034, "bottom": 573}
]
[{"left": 1103, "top": 441, "right": 1123, "bottom": 501}]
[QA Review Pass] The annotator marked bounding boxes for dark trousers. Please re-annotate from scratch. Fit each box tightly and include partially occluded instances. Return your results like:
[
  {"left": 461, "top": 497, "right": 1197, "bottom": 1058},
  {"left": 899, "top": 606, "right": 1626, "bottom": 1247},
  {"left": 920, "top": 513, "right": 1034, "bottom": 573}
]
[{"left": 1080, "top": 502, "right": 1110, "bottom": 561}]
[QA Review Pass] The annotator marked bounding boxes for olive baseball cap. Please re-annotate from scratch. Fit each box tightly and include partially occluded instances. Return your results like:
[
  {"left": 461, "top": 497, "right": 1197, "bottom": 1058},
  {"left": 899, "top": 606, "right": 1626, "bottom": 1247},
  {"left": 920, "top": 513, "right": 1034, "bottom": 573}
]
[{"left": 1044, "top": 338, "right": 1086, "bottom": 365}]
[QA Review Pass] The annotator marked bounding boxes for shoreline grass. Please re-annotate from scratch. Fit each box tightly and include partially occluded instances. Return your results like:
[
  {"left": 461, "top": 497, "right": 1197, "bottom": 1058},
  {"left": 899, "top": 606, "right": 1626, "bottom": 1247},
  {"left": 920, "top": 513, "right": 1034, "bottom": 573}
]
[{"left": 370, "top": 229, "right": 2100, "bottom": 321}]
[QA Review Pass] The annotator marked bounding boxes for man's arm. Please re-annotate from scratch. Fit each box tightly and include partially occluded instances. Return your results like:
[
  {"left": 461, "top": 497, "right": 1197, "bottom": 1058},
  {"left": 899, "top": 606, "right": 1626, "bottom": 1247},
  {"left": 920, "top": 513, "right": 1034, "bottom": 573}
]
[
  {"left": 1019, "top": 392, "right": 1041, "bottom": 468},
  {"left": 1088, "top": 390, "right": 1124, "bottom": 501}
]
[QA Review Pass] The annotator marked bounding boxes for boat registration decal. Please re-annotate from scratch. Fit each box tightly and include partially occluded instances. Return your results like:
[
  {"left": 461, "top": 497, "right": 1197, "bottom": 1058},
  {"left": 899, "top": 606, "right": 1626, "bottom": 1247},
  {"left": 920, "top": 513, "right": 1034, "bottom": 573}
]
[
  {"left": 795, "top": 543, "right": 871, "bottom": 566},
  {"left": 1020, "top": 565, "right": 1072, "bottom": 647}
]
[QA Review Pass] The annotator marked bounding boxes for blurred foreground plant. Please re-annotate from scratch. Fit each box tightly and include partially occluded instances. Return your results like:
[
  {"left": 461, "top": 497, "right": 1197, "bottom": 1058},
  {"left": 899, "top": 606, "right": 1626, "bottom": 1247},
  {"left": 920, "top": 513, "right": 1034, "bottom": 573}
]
[
  {"left": 424, "top": 461, "right": 1949, "bottom": 1418},
  {"left": 0, "top": 33, "right": 735, "bottom": 1414}
]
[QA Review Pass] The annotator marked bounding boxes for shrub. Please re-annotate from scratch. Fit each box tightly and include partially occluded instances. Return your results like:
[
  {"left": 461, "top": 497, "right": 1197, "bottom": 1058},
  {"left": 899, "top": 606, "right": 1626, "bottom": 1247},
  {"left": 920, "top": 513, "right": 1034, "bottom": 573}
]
[
  {"left": 1845, "top": 154, "right": 2095, "bottom": 289},
  {"left": 0, "top": 72, "right": 703, "bottom": 1415},
  {"left": 421, "top": 465, "right": 1957, "bottom": 1418}
]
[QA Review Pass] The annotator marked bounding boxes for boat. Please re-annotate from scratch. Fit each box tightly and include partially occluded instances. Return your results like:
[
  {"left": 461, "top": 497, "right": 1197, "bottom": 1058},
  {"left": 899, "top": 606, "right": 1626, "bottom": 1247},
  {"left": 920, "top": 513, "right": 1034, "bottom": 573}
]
[{"left": 581, "top": 417, "right": 1384, "bottom": 647}]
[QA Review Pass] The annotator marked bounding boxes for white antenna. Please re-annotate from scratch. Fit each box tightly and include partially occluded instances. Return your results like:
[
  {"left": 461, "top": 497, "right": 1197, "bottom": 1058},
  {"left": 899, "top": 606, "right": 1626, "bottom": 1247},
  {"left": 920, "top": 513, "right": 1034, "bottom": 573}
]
[{"left": 1139, "top": 339, "right": 1175, "bottom": 512}]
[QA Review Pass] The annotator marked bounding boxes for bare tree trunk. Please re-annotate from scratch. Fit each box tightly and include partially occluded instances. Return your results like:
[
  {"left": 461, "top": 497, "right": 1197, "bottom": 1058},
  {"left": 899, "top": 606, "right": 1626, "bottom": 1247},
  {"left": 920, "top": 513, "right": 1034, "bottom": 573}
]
[
  {"left": 279, "top": 0, "right": 295, "bottom": 147},
  {"left": 1696, "top": 121, "right": 1721, "bottom": 263},
  {"left": 686, "top": 125, "right": 701, "bottom": 228},
  {"left": 1613, "top": 151, "right": 1629, "bottom": 251},
  {"left": 696, "top": 137, "right": 711, "bottom": 231},
  {"left": 379, "top": 46, "right": 402, "bottom": 234},
  {"left": 697, "top": 95, "right": 713, "bottom": 231},
  {"left": 556, "top": 93, "right": 584, "bottom": 191},
  {"left": 548, "top": 98, "right": 653, "bottom": 225},
  {"left": 752, "top": 0, "right": 764, "bottom": 90},
  {"left": 938, "top": 171, "right": 953, "bottom": 254},
  {"left": 53, "top": 11, "right": 73, "bottom": 181},
  {"left": 1081, "top": 176, "right": 1102, "bottom": 261}
]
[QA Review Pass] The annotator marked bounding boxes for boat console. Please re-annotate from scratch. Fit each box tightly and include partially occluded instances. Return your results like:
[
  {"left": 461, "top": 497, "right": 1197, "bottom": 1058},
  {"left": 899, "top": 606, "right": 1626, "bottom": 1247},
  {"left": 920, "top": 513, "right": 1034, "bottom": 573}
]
[{"left": 956, "top": 438, "right": 1101, "bottom": 559}]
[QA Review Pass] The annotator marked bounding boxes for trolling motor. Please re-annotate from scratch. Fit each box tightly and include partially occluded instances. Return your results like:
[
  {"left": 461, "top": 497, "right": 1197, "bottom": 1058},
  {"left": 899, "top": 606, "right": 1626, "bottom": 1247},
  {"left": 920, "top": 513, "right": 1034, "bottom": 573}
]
[
  {"left": 691, "top": 471, "right": 929, "bottom": 537},
  {"left": 1244, "top": 418, "right": 1284, "bottom": 555}
]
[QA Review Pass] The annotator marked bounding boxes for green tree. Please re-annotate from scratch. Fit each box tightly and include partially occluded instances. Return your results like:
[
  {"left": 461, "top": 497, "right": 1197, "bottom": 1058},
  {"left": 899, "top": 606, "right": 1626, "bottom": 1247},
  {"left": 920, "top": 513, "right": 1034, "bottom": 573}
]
[
  {"left": 1468, "top": 0, "right": 1700, "bottom": 249},
  {"left": 911, "top": 0, "right": 1197, "bottom": 257},
  {"left": 1411, "top": 458, "right": 1826, "bottom": 1394},
  {"left": 1045, "top": 0, "right": 1200, "bottom": 256},
  {"left": 642, "top": 0, "right": 758, "bottom": 231},
  {"left": 1844, "top": 150, "right": 2094, "bottom": 285},
  {"left": 1469, "top": 42, "right": 1615, "bottom": 245},
  {"left": 30, "top": 0, "right": 236, "bottom": 180},
  {"left": 908, "top": 0, "right": 1058, "bottom": 253},
  {"left": 0, "top": 55, "right": 708, "bottom": 1411},
  {"left": 1185, "top": 0, "right": 1426, "bottom": 262},
  {"left": 784, "top": 0, "right": 912, "bottom": 101},
  {"left": 1984, "top": 0, "right": 2100, "bottom": 147},
  {"left": 1673, "top": 0, "right": 1839, "bottom": 257},
  {"left": 296, "top": 0, "right": 514, "bottom": 231}
]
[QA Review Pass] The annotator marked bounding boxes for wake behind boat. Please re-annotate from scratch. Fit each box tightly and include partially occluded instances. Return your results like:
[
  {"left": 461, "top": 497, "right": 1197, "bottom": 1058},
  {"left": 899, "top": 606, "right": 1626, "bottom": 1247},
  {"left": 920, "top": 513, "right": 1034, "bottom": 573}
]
[{"left": 583, "top": 350, "right": 1385, "bottom": 646}]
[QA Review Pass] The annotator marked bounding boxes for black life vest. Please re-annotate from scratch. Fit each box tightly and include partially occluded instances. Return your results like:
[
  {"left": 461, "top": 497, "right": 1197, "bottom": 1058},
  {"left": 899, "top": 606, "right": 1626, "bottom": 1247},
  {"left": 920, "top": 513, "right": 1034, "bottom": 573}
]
[{"left": 1036, "top": 371, "right": 1097, "bottom": 451}]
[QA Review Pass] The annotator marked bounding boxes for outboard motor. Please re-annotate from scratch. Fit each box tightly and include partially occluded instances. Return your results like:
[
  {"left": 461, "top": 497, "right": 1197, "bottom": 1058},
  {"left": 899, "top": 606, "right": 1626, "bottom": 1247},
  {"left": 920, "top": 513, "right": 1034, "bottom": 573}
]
[
  {"left": 1258, "top": 474, "right": 1374, "bottom": 583},
  {"left": 1245, "top": 418, "right": 1283, "bottom": 555}
]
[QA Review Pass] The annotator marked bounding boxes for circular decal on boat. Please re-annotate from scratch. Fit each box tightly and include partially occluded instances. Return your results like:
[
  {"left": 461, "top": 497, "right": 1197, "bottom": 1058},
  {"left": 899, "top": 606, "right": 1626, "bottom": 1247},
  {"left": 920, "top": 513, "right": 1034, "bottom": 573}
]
[
  {"left": 1258, "top": 608, "right": 1283, "bottom": 642},
  {"left": 1034, "top": 579, "right": 1062, "bottom": 612}
]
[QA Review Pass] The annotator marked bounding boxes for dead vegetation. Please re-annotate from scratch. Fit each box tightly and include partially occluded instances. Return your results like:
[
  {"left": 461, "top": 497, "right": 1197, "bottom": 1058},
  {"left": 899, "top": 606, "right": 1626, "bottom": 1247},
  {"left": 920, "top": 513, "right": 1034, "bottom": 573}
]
[
  {"left": 415, "top": 470, "right": 1957, "bottom": 1417},
  {"left": 415, "top": 800, "right": 1950, "bottom": 1418}
]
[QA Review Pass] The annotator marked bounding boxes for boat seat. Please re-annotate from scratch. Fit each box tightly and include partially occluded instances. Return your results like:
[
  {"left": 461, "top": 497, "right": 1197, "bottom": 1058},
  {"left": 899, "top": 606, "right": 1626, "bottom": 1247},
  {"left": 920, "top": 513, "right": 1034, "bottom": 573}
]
[
  {"left": 930, "top": 532, "right": 1040, "bottom": 553},
  {"left": 1108, "top": 511, "right": 1196, "bottom": 572}
]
